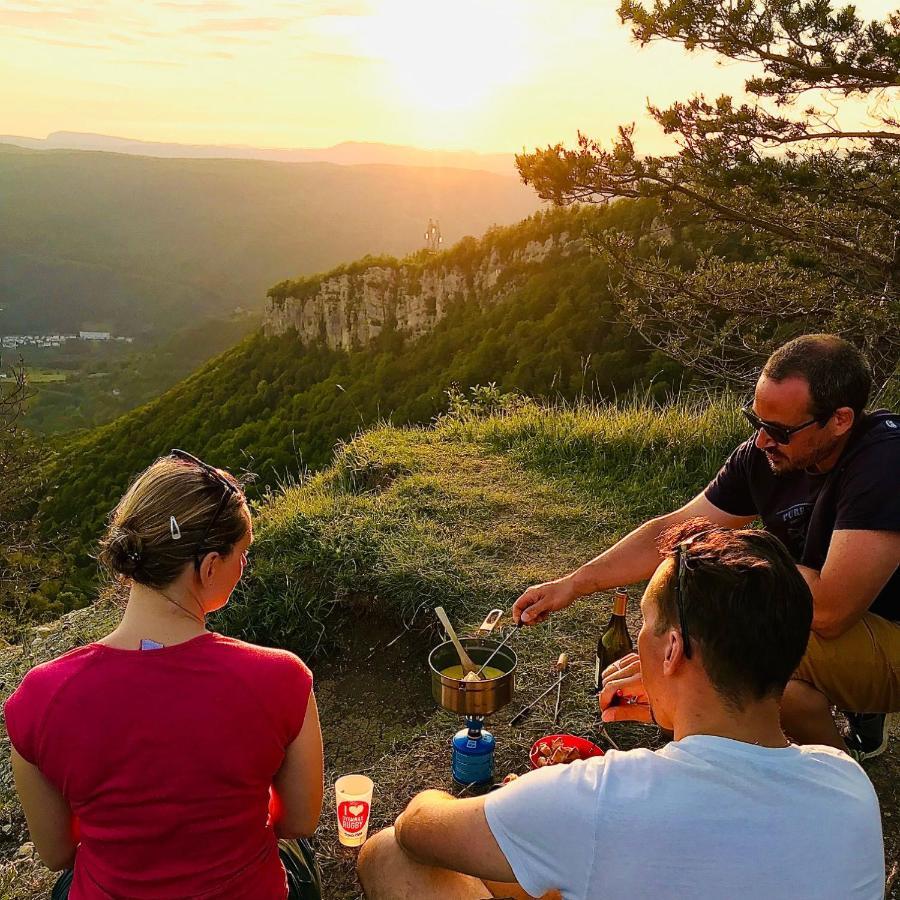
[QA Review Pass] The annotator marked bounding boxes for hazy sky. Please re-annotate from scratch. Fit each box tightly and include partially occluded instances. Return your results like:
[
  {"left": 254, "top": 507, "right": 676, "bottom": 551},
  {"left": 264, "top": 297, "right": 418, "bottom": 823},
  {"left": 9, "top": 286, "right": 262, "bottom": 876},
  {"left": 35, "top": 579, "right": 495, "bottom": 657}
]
[{"left": 2, "top": 0, "right": 897, "bottom": 154}]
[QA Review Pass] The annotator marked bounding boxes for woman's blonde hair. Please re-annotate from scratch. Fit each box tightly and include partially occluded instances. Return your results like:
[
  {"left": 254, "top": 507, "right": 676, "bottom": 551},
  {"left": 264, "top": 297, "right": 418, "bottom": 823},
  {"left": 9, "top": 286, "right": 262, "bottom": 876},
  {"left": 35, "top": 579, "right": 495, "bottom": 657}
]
[{"left": 98, "top": 454, "right": 248, "bottom": 589}]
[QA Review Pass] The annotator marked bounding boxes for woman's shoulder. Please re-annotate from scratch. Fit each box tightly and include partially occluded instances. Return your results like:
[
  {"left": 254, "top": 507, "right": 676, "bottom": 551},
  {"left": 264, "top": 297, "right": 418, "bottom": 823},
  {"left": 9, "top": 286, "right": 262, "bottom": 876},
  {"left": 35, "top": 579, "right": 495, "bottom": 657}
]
[
  {"left": 8, "top": 644, "right": 103, "bottom": 703},
  {"left": 206, "top": 633, "right": 313, "bottom": 682},
  {"left": 5, "top": 645, "right": 104, "bottom": 763},
  {"left": 206, "top": 635, "right": 313, "bottom": 736}
]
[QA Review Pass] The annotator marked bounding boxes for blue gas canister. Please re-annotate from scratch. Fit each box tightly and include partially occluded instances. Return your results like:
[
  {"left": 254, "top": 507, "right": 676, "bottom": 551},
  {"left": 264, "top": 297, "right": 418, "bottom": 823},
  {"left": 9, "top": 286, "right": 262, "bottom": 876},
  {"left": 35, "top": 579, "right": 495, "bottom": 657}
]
[{"left": 451, "top": 717, "right": 495, "bottom": 785}]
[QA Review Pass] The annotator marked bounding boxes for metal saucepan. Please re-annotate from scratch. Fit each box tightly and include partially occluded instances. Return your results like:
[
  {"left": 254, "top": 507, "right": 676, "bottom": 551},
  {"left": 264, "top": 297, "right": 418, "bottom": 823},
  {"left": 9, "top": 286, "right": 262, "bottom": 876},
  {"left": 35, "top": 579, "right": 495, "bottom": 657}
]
[{"left": 429, "top": 609, "right": 517, "bottom": 716}]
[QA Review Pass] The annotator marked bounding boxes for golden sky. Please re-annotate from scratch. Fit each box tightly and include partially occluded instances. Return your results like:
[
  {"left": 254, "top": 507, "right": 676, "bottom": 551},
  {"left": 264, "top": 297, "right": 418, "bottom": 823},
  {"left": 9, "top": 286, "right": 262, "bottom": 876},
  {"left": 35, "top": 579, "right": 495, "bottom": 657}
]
[{"left": 1, "top": 0, "right": 896, "bottom": 155}]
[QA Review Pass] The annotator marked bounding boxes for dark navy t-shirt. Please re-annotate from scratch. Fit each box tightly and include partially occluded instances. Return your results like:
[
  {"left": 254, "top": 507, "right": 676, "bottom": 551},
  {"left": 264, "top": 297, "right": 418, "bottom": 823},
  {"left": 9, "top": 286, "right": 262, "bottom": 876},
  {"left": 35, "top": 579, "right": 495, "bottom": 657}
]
[{"left": 705, "top": 410, "right": 900, "bottom": 622}]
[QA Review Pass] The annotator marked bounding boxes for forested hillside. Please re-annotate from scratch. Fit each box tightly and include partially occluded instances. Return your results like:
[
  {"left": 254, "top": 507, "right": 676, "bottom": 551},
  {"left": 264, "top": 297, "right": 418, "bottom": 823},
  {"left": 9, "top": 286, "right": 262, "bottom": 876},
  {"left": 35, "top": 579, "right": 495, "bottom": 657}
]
[
  {"left": 0, "top": 145, "right": 538, "bottom": 336},
  {"left": 38, "top": 202, "right": 686, "bottom": 592}
]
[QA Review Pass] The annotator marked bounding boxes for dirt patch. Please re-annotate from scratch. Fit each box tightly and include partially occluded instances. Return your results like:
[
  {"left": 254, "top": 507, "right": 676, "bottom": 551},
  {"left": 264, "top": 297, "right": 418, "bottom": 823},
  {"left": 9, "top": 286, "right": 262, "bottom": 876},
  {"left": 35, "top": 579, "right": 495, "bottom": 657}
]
[{"left": 313, "top": 619, "right": 434, "bottom": 775}]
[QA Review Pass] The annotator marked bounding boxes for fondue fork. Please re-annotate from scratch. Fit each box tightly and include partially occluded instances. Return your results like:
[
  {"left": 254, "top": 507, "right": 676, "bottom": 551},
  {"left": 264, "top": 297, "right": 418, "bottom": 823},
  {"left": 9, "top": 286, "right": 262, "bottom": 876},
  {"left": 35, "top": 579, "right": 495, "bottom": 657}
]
[
  {"left": 552, "top": 653, "right": 569, "bottom": 723},
  {"left": 473, "top": 622, "right": 521, "bottom": 679},
  {"left": 510, "top": 671, "right": 571, "bottom": 725},
  {"left": 597, "top": 690, "right": 627, "bottom": 751}
]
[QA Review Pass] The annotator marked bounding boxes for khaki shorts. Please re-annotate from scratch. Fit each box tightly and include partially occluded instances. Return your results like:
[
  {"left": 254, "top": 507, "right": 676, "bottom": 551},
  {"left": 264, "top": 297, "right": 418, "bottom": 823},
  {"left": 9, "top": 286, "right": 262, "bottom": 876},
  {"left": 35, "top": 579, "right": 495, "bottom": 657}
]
[{"left": 793, "top": 612, "right": 900, "bottom": 713}]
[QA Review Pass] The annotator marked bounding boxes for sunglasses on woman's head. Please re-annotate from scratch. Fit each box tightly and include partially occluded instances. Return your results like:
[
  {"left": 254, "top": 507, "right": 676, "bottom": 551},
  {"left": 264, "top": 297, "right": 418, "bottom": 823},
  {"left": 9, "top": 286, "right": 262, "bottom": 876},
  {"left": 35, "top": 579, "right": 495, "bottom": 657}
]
[
  {"left": 170, "top": 449, "right": 237, "bottom": 568},
  {"left": 741, "top": 406, "right": 829, "bottom": 446}
]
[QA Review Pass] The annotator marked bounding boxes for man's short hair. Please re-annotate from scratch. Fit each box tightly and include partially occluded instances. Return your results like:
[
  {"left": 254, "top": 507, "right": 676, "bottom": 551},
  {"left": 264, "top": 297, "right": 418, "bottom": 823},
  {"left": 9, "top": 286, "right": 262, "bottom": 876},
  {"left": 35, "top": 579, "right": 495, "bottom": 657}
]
[
  {"left": 655, "top": 519, "right": 813, "bottom": 709},
  {"left": 763, "top": 334, "right": 872, "bottom": 421}
]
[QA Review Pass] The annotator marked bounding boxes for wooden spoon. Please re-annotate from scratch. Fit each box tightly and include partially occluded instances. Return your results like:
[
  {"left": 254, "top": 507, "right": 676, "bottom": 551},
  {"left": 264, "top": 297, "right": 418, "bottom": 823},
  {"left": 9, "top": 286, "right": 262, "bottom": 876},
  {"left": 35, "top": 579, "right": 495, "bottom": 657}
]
[{"left": 435, "top": 607, "right": 478, "bottom": 676}]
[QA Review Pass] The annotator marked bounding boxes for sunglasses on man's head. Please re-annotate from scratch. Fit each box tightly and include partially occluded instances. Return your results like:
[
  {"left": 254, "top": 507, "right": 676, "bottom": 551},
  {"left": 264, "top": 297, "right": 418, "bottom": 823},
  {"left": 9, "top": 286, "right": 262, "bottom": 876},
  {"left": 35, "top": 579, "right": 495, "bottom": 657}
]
[
  {"left": 671, "top": 528, "right": 724, "bottom": 660},
  {"left": 672, "top": 533, "right": 707, "bottom": 660},
  {"left": 170, "top": 449, "right": 237, "bottom": 568},
  {"left": 741, "top": 406, "right": 829, "bottom": 446}
]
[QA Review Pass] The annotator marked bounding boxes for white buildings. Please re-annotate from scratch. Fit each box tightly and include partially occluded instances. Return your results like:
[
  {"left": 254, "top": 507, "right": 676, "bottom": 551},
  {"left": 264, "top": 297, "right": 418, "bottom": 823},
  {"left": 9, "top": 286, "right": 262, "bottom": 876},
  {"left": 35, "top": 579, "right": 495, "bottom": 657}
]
[{"left": 1, "top": 332, "right": 129, "bottom": 348}]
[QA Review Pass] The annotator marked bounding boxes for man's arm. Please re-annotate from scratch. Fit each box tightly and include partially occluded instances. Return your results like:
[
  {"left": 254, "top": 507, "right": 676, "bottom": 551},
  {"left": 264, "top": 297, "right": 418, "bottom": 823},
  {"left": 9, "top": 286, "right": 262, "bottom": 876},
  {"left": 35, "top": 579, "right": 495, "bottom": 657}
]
[
  {"left": 394, "top": 790, "right": 516, "bottom": 883},
  {"left": 798, "top": 530, "right": 900, "bottom": 639},
  {"left": 514, "top": 492, "right": 756, "bottom": 623},
  {"left": 11, "top": 749, "right": 77, "bottom": 871}
]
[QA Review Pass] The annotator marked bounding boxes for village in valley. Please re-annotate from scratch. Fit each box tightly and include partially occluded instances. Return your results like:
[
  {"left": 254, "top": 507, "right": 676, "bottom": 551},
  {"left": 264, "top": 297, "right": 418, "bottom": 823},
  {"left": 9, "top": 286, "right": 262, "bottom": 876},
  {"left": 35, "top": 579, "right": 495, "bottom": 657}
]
[{"left": 0, "top": 332, "right": 132, "bottom": 351}]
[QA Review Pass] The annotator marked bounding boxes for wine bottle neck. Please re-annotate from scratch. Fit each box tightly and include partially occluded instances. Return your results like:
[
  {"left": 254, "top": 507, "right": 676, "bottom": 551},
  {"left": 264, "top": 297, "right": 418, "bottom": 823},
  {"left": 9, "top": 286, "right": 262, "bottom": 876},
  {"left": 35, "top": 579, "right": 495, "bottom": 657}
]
[{"left": 613, "top": 591, "right": 627, "bottom": 617}]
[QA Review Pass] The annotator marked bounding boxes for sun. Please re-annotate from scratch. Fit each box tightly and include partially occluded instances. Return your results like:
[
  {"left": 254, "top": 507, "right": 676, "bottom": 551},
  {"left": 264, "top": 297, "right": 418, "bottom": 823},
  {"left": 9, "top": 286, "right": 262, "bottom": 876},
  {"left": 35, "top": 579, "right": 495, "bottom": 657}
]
[{"left": 362, "top": 0, "right": 529, "bottom": 112}]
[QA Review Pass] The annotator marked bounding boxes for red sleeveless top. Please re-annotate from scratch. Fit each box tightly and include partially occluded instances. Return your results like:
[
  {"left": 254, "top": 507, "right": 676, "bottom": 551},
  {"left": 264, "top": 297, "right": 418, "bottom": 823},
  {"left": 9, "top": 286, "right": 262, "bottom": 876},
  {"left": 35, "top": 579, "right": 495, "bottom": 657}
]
[{"left": 5, "top": 632, "right": 312, "bottom": 899}]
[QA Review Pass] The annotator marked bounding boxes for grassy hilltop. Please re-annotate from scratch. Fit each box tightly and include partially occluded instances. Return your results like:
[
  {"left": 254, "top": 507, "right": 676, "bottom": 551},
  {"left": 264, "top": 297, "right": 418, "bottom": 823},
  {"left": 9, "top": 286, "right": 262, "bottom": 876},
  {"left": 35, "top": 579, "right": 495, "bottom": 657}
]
[
  {"left": 216, "top": 391, "right": 744, "bottom": 656},
  {"left": 4, "top": 396, "right": 898, "bottom": 898}
]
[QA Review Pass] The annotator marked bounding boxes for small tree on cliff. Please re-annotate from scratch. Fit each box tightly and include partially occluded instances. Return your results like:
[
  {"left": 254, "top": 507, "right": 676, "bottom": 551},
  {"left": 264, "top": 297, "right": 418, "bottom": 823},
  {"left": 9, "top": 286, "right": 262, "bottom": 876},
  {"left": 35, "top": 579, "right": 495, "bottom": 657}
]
[
  {"left": 517, "top": 0, "right": 900, "bottom": 388},
  {"left": 0, "top": 360, "right": 30, "bottom": 510},
  {"left": 0, "top": 359, "right": 63, "bottom": 634}
]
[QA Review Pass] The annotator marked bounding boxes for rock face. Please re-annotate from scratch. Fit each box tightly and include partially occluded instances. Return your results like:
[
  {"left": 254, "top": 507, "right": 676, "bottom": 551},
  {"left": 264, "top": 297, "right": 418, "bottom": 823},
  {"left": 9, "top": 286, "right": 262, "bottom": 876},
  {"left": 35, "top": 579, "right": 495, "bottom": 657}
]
[{"left": 264, "top": 232, "right": 585, "bottom": 350}]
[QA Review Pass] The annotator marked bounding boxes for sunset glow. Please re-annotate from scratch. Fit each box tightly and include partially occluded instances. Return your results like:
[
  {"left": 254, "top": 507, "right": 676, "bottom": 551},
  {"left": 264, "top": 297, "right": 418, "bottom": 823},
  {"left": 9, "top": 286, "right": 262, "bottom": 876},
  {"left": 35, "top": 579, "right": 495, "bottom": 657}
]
[
  {"left": 362, "top": 0, "right": 529, "bottom": 111},
  {"left": 0, "top": 0, "right": 895, "bottom": 154}
]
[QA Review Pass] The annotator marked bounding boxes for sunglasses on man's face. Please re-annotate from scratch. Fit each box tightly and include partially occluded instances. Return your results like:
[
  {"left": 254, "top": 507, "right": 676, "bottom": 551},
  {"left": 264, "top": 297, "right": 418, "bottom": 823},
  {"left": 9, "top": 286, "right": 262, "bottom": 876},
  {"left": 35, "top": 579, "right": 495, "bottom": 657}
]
[
  {"left": 170, "top": 449, "right": 237, "bottom": 568},
  {"left": 741, "top": 406, "right": 828, "bottom": 446}
]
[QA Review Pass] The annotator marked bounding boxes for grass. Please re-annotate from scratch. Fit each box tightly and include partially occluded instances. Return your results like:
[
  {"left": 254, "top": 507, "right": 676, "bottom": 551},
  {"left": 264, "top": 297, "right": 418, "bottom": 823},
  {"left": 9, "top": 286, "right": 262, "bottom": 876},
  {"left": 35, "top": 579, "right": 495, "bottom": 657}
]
[
  {"left": 2, "top": 395, "right": 898, "bottom": 898},
  {"left": 215, "top": 393, "right": 747, "bottom": 658}
]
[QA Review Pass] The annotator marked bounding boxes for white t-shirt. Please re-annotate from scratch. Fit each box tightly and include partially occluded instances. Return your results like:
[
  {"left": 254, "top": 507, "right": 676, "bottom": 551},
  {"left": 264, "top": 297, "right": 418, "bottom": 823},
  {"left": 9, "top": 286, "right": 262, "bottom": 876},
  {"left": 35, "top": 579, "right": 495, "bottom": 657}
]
[{"left": 484, "top": 735, "right": 884, "bottom": 900}]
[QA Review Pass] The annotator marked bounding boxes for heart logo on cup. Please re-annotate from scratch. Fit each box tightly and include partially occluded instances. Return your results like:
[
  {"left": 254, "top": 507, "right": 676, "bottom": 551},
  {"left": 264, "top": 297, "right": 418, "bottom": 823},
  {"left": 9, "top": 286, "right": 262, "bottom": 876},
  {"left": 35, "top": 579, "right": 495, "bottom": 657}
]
[{"left": 338, "top": 800, "right": 370, "bottom": 833}]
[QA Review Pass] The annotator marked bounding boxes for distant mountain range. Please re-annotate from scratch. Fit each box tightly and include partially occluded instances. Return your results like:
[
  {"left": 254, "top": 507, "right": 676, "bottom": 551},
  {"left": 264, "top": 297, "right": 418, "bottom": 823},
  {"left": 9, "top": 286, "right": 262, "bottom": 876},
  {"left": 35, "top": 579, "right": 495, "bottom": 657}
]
[
  {"left": 0, "top": 131, "right": 517, "bottom": 177},
  {"left": 0, "top": 144, "right": 539, "bottom": 336}
]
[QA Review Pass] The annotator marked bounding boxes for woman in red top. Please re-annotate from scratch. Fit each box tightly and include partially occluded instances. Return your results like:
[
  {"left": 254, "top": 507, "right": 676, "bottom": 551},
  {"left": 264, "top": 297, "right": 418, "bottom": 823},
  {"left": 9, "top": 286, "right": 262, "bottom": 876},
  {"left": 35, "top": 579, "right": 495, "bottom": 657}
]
[{"left": 6, "top": 450, "right": 324, "bottom": 899}]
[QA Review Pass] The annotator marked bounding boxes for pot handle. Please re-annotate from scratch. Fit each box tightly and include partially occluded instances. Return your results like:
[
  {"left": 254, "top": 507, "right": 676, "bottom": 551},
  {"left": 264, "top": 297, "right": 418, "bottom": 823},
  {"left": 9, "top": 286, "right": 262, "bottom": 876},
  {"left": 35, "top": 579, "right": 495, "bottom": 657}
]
[{"left": 478, "top": 609, "right": 504, "bottom": 634}]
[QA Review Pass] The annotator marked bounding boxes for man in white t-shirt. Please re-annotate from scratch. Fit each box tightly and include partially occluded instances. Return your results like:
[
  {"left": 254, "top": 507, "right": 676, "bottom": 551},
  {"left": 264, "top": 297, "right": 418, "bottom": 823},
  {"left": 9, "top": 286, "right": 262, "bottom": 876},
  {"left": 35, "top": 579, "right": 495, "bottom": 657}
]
[{"left": 357, "top": 521, "right": 885, "bottom": 900}]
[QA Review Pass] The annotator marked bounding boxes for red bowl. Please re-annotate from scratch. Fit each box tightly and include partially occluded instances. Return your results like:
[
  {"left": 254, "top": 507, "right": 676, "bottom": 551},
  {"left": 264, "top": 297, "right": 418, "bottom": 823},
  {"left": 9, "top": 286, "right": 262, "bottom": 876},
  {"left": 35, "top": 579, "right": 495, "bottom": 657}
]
[{"left": 529, "top": 733, "right": 604, "bottom": 769}]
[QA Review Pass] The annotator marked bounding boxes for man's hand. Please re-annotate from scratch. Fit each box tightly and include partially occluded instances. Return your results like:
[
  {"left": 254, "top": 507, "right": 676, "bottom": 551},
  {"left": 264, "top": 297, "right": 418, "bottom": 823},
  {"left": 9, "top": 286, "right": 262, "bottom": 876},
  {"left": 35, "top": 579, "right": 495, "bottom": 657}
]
[
  {"left": 513, "top": 577, "right": 578, "bottom": 625},
  {"left": 599, "top": 653, "right": 652, "bottom": 724}
]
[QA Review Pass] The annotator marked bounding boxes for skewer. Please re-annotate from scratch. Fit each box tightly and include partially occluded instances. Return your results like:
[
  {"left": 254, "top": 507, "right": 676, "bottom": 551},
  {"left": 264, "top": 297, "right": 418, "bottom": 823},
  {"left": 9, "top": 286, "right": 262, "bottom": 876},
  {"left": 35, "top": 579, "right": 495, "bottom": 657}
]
[
  {"left": 552, "top": 653, "right": 568, "bottom": 724},
  {"left": 473, "top": 622, "right": 521, "bottom": 678},
  {"left": 455, "top": 780, "right": 479, "bottom": 797},
  {"left": 598, "top": 688, "right": 633, "bottom": 750},
  {"left": 598, "top": 722, "right": 620, "bottom": 751},
  {"left": 510, "top": 671, "right": 571, "bottom": 725}
]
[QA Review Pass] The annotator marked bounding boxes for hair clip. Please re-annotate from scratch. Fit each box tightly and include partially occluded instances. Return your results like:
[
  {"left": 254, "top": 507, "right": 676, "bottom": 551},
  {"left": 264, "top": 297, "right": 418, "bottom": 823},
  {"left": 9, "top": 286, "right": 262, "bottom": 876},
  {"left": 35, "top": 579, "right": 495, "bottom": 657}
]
[{"left": 170, "top": 516, "right": 182, "bottom": 540}]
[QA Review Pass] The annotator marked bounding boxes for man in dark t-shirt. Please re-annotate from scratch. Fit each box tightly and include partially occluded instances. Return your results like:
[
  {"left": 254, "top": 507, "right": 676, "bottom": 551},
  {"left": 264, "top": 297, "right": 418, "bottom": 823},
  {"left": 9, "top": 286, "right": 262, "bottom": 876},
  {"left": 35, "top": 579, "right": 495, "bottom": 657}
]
[
  {"left": 705, "top": 410, "right": 900, "bottom": 623},
  {"left": 512, "top": 335, "right": 900, "bottom": 759}
]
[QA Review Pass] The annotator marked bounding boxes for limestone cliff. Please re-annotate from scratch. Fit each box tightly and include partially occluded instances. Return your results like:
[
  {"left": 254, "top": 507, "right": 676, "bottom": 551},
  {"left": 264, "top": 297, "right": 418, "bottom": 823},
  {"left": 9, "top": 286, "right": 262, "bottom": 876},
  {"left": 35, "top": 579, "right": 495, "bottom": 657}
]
[{"left": 263, "top": 227, "right": 587, "bottom": 350}]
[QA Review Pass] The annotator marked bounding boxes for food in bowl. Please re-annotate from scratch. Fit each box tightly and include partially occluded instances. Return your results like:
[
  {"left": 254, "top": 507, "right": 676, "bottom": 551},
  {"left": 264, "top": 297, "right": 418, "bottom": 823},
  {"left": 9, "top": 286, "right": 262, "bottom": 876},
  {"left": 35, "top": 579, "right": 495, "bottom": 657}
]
[
  {"left": 534, "top": 737, "right": 580, "bottom": 766},
  {"left": 530, "top": 734, "right": 604, "bottom": 768},
  {"left": 441, "top": 664, "right": 504, "bottom": 681}
]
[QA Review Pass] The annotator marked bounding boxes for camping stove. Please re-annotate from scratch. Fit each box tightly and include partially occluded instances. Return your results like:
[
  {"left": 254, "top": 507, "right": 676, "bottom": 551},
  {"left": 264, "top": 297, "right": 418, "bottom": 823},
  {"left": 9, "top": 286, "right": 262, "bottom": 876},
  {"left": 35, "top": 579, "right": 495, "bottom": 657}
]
[
  {"left": 451, "top": 716, "right": 497, "bottom": 785},
  {"left": 428, "top": 610, "right": 518, "bottom": 786}
]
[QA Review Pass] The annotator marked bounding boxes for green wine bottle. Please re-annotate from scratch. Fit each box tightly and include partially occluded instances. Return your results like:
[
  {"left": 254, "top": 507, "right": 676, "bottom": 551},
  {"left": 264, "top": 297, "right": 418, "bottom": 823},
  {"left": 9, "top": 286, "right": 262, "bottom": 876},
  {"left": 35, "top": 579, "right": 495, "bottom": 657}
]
[{"left": 594, "top": 588, "right": 634, "bottom": 691}]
